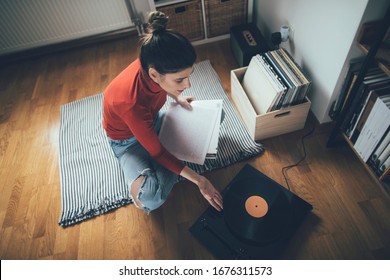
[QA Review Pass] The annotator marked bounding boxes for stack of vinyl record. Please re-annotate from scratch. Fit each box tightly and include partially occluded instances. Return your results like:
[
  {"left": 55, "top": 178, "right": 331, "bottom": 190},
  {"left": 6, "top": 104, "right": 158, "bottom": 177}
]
[{"left": 242, "top": 49, "right": 311, "bottom": 115}]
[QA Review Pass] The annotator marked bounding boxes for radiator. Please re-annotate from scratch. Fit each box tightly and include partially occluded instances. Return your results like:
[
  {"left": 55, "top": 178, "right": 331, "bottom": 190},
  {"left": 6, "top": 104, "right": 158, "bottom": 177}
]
[{"left": 0, "top": 0, "right": 135, "bottom": 56}]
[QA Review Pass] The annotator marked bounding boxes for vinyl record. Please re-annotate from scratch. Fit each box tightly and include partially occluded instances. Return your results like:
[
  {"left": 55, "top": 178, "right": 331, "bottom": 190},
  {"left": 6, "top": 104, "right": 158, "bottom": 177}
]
[{"left": 223, "top": 177, "right": 292, "bottom": 244}]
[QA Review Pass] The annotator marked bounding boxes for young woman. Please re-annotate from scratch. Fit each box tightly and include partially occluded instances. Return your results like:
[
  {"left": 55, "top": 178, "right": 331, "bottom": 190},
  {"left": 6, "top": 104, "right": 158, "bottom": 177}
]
[{"left": 103, "top": 11, "right": 223, "bottom": 213}]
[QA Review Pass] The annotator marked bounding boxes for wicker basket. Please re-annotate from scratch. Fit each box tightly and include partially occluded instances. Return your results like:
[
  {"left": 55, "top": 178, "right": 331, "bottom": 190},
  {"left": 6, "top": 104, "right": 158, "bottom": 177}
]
[
  {"left": 157, "top": 0, "right": 205, "bottom": 41},
  {"left": 204, "top": 0, "right": 248, "bottom": 38}
]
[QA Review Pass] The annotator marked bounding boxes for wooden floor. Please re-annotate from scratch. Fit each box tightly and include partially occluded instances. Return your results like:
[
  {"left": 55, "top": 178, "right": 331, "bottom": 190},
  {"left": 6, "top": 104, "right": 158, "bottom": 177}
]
[{"left": 1, "top": 36, "right": 390, "bottom": 260}]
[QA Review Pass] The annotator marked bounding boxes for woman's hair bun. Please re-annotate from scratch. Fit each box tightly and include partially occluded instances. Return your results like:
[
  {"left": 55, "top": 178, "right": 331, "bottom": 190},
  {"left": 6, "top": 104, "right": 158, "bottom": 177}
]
[{"left": 147, "top": 11, "right": 168, "bottom": 33}]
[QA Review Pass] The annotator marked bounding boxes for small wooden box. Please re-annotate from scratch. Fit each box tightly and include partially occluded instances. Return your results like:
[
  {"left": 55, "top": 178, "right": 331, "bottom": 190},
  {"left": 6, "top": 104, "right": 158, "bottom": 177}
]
[{"left": 231, "top": 67, "right": 311, "bottom": 141}]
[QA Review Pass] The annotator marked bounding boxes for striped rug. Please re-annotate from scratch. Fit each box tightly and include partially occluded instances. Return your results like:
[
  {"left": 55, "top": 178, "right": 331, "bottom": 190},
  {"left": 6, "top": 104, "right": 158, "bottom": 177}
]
[{"left": 58, "top": 60, "right": 264, "bottom": 227}]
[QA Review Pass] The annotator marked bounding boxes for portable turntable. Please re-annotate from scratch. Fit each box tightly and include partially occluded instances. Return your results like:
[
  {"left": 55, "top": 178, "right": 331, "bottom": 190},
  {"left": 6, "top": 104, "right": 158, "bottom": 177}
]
[{"left": 189, "top": 164, "right": 313, "bottom": 259}]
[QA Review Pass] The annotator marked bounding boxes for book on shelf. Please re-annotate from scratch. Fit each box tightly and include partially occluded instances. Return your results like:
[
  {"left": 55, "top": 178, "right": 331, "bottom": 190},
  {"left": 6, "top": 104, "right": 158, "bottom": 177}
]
[
  {"left": 158, "top": 99, "right": 223, "bottom": 165},
  {"left": 367, "top": 127, "right": 390, "bottom": 170},
  {"left": 380, "top": 164, "right": 390, "bottom": 181},
  {"left": 372, "top": 140, "right": 390, "bottom": 176},
  {"left": 377, "top": 140, "right": 390, "bottom": 166},
  {"left": 348, "top": 86, "right": 390, "bottom": 143},
  {"left": 354, "top": 94, "right": 390, "bottom": 162},
  {"left": 342, "top": 68, "right": 390, "bottom": 137},
  {"left": 378, "top": 156, "right": 390, "bottom": 178},
  {"left": 329, "top": 57, "right": 365, "bottom": 119},
  {"left": 242, "top": 49, "right": 311, "bottom": 114},
  {"left": 348, "top": 90, "right": 377, "bottom": 143}
]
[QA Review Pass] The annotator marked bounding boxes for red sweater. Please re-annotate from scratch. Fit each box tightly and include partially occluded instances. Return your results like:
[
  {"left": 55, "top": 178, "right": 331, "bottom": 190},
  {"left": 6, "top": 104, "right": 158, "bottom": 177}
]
[{"left": 102, "top": 59, "right": 185, "bottom": 175}]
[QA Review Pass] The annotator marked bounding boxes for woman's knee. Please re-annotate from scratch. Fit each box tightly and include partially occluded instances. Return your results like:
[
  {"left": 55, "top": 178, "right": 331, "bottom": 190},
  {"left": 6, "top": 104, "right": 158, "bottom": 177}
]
[{"left": 137, "top": 169, "right": 170, "bottom": 212}]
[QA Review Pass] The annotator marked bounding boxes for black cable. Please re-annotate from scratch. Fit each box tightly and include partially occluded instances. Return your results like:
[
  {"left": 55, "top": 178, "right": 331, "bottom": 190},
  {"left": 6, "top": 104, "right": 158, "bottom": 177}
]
[{"left": 282, "top": 121, "right": 316, "bottom": 191}]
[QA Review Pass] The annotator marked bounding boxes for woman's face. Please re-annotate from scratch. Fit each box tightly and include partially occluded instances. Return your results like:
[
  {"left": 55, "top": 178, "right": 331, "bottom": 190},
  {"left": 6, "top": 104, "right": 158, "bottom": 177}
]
[{"left": 150, "top": 67, "right": 193, "bottom": 98}]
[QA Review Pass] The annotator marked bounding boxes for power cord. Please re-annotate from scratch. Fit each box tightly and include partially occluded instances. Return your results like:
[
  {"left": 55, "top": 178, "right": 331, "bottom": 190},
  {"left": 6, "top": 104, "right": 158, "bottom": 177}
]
[{"left": 282, "top": 121, "right": 316, "bottom": 191}]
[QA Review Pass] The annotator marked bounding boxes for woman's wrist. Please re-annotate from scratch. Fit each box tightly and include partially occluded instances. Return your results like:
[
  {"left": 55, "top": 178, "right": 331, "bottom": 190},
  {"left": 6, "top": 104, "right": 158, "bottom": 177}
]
[
  {"left": 180, "top": 166, "right": 202, "bottom": 186},
  {"left": 180, "top": 166, "right": 223, "bottom": 211}
]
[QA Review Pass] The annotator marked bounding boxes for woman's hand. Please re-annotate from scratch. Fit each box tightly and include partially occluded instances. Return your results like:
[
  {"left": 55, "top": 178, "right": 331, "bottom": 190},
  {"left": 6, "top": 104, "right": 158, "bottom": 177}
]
[
  {"left": 176, "top": 95, "right": 195, "bottom": 110},
  {"left": 180, "top": 166, "right": 223, "bottom": 211},
  {"left": 197, "top": 176, "right": 223, "bottom": 212}
]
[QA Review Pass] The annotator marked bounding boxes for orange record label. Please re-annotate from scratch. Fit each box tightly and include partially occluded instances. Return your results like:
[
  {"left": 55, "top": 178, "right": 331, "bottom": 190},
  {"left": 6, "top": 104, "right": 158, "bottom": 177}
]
[{"left": 245, "top": 195, "right": 268, "bottom": 218}]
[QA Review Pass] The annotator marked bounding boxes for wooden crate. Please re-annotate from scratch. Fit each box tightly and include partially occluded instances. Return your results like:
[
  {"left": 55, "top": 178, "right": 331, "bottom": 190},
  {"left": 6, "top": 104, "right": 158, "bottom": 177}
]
[
  {"left": 231, "top": 67, "right": 311, "bottom": 141},
  {"left": 204, "top": 0, "right": 247, "bottom": 38},
  {"left": 157, "top": 0, "right": 205, "bottom": 41}
]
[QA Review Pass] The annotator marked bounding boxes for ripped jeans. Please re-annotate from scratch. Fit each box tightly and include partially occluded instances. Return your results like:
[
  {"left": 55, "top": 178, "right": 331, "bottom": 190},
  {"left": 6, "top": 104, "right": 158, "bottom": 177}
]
[{"left": 108, "top": 112, "right": 179, "bottom": 212}]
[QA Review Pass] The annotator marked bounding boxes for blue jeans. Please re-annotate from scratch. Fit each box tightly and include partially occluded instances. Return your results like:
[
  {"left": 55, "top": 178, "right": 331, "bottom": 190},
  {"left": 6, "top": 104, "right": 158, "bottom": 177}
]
[{"left": 108, "top": 112, "right": 179, "bottom": 212}]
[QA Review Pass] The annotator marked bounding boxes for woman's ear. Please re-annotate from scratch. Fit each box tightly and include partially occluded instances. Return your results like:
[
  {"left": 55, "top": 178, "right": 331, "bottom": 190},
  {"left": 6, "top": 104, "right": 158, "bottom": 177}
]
[{"left": 148, "top": 67, "right": 160, "bottom": 83}]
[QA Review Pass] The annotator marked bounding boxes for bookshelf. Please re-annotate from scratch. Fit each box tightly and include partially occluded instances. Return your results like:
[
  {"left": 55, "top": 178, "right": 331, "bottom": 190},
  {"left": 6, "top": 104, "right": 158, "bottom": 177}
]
[{"left": 327, "top": 5, "right": 390, "bottom": 196}]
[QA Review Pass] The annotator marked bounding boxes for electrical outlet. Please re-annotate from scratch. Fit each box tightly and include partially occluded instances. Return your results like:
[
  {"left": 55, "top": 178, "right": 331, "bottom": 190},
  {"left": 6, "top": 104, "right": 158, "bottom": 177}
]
[
  {"left": 280, "top": 24, "right": 294, "bottom": 42},
  {"left": 280, "top": 25, "right": 290, "bottom": 42}
]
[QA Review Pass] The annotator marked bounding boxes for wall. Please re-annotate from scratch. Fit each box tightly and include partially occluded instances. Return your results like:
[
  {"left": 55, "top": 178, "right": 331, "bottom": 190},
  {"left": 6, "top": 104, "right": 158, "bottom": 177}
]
[{"left": 253, "top": 0, "right": 370, "bottom": 123}]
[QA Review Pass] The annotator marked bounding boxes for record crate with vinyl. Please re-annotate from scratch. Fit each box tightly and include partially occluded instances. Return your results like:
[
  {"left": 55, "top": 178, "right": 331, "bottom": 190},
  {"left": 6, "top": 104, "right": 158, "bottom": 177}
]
[{"left": 231, "top": 49, "right": 312, "bottom": 141}]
